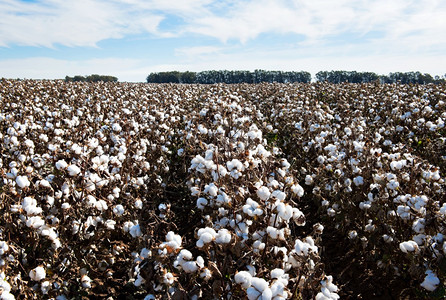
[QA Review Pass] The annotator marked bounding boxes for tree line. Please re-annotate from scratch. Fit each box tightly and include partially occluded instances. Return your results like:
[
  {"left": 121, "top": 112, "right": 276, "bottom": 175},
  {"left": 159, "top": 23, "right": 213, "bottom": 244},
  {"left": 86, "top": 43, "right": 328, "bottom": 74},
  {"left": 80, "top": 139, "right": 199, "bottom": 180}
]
[
  {"left": 147, "top": 70, "right": 446, "bottom": 84},
  {"left": 316, "top": 71, "right": 446, "bottom": 84},
  {"left": 65, "top": 74, "right": 118, "bottom": 83},
  {"left": 146, "top": 70, "right": 312, "bottom": 84}
]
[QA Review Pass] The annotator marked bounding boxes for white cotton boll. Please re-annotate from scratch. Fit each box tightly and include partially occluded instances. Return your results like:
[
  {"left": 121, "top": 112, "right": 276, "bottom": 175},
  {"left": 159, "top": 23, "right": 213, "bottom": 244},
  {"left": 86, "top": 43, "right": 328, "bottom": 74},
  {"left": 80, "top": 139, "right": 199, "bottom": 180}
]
[
  {"left": 182, "top": 261, "right": 199, "bottom": 273},
  {"left": 67, "top": 165, "right": 81, "bottom": 176},
  {"left": 163, "top": 272, "right": 175, "bottom": 285},
  {"left": 56, "top": 160, "right": 68, "bottom": 170},
  {"left": 291, "top": 184, "right": 304, "bottom": 197},
  {"left": 39, "top": 179, "right": 51, "bottom": 188},
  {"left": 196, "top": 198, "right": 208, "bottom": 210},
  {"left": 353, "top": 176, "right": 364, "bottom": 186},
  {"left": 29, "top": 266, "right": 46, "bottom": 281},
  {"left": 16, "top": 175, "right": 30, "bottom": 188},
  {"left": 267, "top": 226, "right": 279, "bottom": 239},
  {"left": 0, "top": 242, "right": 8, "bottom": 256},
  {"left": 105, "top": 220, "right": 116, "bottom": 230},
  {"left": 22, "top": 197, "right": 42, "bottom": 215},
  {"left": 257, "top": 186, "right": 271, "bottom": 201},
  {"left": 113, "top": 204, "right": 125, "bottom": 216},
  {"left": 261, "top": 288, "right": 273, "bottom": 300},
  {"left": 134, "top": 199, "right": 143, "bottom": 209},
  {"left": 200, "top": 232, "right": 214, "bottom": 244},
  {"left": 277, "top": 204, "right": 293, "bottom": 221},
  {"left": 200, "top": 268, "right": 212, "bottom": 281},
  {"left": 387, "top": 180, "right": 399, "bottom": 190},
  {"left": 272, "top": 190, "right": 286, "bottom": 201},
  {"left": 95, "top": 200, "right": 108, "bottom": 211},
  {"left": 204, "top": 183, "right": 218, "bottom": 197},
  {"left": 271, "top": 268, "right": 285, "bottom": 279},
  {"left": 81, "top": 274, "right": 91, "bottom": 289},
  {"left": 251, "top": 277, "right": 269, "bottom": 292},
  {"left": 41, "top": 280, "right": 51, "bottom": 294},
  {"left": 399, "top": 241, "right": 418, "bottom": 253},
  {"left": 247, "top": 287, "right": 261, "bottom": 300},
  {"left": 216, "top": 229, "right": 231, "bottom": 244},
  {"left": 305, "top": 175, "right": 314, "bottom": 185},
  {"left": 129, "top": 224, "right": 142, "bottom": 238},
  {"left": 412, "top": 218, "right": 425, "bottom": 233},
  {"left": 112, "top": 123, "right": 122, "bottom": 132},
  {"left": 26, "top": 216, "right": 45, "bottom": 229},
  {"left": 420, "top": 270, "right": 440, "bottom": 291}
]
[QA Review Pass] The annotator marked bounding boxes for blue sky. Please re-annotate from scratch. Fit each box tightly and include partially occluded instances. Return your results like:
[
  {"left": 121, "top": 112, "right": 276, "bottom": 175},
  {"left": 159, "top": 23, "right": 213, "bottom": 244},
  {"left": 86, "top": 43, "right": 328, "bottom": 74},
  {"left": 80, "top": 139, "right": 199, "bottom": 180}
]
[{"left": 1, "top": 0, "right": 445, "bottom": 82}]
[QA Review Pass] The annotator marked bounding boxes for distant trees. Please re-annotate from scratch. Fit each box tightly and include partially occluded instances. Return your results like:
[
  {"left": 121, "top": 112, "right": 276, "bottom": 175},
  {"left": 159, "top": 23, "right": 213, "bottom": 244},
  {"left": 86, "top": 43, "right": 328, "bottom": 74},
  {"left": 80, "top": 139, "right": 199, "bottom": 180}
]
[
  {"left": 315, "top": 71, "right": 379, "bottom": 83},
  {"left": 145, "top": 70, "right": 445, "bottom": 85},
  {"left": 65, "top": 74, "right": 118, "bottom": 83},
  {"left": 146, "top": 70, "right": 312, "bottom": 84},
  {"left": 316, "top": 70, "right": 445, "bottom": 84}
]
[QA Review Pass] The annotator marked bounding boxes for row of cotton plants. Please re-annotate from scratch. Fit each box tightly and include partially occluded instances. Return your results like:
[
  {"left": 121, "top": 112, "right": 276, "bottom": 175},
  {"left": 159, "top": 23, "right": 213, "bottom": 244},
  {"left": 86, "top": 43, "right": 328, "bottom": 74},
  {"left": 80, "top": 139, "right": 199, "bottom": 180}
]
[
  {"left": 0, "top": 80, "right": 338, "bottom": 299},
  {"left": 251, "top": 82, "right": 445, "bottom": 297}
]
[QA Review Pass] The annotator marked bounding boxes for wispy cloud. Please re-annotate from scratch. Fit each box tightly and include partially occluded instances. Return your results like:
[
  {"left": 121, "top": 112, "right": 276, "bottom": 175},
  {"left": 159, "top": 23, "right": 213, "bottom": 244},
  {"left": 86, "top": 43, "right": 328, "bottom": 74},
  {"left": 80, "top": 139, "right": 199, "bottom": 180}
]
[{"left": 2, "top": 0, "right": 445, "bottom": 49}]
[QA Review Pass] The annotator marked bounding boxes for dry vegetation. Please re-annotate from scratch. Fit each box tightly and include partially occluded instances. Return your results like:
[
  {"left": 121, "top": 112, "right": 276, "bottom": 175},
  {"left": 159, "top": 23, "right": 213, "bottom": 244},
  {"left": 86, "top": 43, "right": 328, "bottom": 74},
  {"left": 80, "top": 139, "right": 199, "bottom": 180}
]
[{"left": 0, "top": 79, "right": 445, "bottom": 299}]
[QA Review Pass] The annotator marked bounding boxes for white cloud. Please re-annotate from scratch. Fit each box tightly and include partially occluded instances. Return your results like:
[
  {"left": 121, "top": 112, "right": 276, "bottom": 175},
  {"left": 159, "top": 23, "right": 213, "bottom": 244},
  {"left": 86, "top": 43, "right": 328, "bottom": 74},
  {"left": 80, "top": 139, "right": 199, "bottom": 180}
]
[
  {"left": 1, "top": 0, "right": 445, "bottom": 51},
  {"left": 0, "top": 0, "right": 164, "bottom": 47}
]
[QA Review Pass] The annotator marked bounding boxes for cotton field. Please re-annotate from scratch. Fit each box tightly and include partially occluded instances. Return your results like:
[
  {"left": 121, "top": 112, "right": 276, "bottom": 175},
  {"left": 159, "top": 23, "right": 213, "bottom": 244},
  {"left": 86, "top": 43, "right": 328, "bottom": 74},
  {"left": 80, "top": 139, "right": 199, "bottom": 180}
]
[{"left": 0, "top": 79, "right": 445, "bottom": 299}]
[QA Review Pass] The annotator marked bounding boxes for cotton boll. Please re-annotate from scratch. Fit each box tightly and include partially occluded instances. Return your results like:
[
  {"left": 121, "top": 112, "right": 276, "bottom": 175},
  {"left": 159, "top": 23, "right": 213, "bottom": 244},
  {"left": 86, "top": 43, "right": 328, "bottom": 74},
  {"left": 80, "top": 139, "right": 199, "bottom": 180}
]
[
  {"left": 55, "top": 160, "right": 68, "bottom": 170},
  {"left": 215, "top": 229, "right": 231, "bottom": 244},
  {"left": 257, "top": 186, "right": 271, "bottom": 201},
  {"left": 29, "top": 266, "right": 46, "bottom": 281},
  {"left": 196, "top": 198, "right": 208, "bottom": 210},
  {"left": 16, "top": 176, "right": 30, "bottom": 188},
  {"left": 399, "top": 241, "right": 418, "bottom": 253},
  {"left": 420, "top": 270, "right": 440, "bottom": 291},
  {"left": 67, "top": 165, "right": 81, "bottom": 176},
  {"left": 129, "top": 224, "right": 142, "bottom": 238},
  {"left": 134, "top": 199, "right": 143, "bottom": 209},
  {"left": 353, "top": 176, "right": 364, "bottom": 186},
  {"left": 113, "top": 204, "right": 125, "bottom": 216},
  {"left": 163, "top": 272, "right": 175, "bottom": 285},
  {"left": 291, "top": 184, "right": 304, "bottom": 197},
  {"left": 41, "top": 280, "right": 51, "bottom": 294},
  {"left": 0, "top": 242, "right": 8, "bottom": 256}
]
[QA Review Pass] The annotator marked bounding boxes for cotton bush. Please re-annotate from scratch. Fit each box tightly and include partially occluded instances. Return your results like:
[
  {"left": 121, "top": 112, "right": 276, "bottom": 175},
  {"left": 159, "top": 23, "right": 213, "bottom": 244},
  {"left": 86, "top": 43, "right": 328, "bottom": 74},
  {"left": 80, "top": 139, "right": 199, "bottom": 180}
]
[{"left": 0, "top": 79, "right": 444, "bottom": 298}]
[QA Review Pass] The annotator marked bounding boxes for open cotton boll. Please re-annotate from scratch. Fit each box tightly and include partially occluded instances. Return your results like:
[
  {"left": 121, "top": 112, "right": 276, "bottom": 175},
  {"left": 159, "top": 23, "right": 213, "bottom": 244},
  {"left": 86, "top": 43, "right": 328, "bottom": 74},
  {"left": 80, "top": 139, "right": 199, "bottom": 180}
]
[
  {"left": 291, "top": 184, "right": 304, "bottom": 197},
  {"left": 204, "top": 183, "right": 218, "bottom": 197},
  {"left": 215, "top": 229, "right": 231, "bottom": 244},
  {"left": 16, "top": 175, "right": 30, "bottom": 188},
  {"left": 196, "top": 227, "right": 217, "bottom": 247},
  {"left": 196, "top": 198, "right": 208, "bottom": 210},
  {"left": 22, "top": 197, "right": 42, "bottom": 215},
  {"left": 421, "top": 270, "right": 440, "bottom": 291},
  {"left": 129, "top": 224, "right": 142, "bottom": 238},
  {"left": 0, "top": 241, "right": 8, "bottom": 256},
  {"left": 67, "top": 165, "right": 81, "bottom": 176},
  {"left": 243, "top": 198, "right": 263, "bottom": 217},
  {"left": 55, "top": 159, "right": 68, "bottom": 170},
  {"left": 29, "top": 266, "right": 46, "bottom": 281},
  {"left": 353, "top": 176, "right": 364, "bottom": 186},
  {"left": 26, "top": 216, "right": 45, "bottom": 229},
  {"left": 399, "top": 240, "right": 418, "bottom": 253},
  {"left": 316, "top": 275, "right": 339, "bottom": 300},
  {"left": 81, "top": 275, "right": 92, "bottom": 288},
  {"left": 113, "top": 204, "right": 125, "bottom": 216},
  {"left": 257, "top": 186, "right": 271, "bottom": 201}
]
